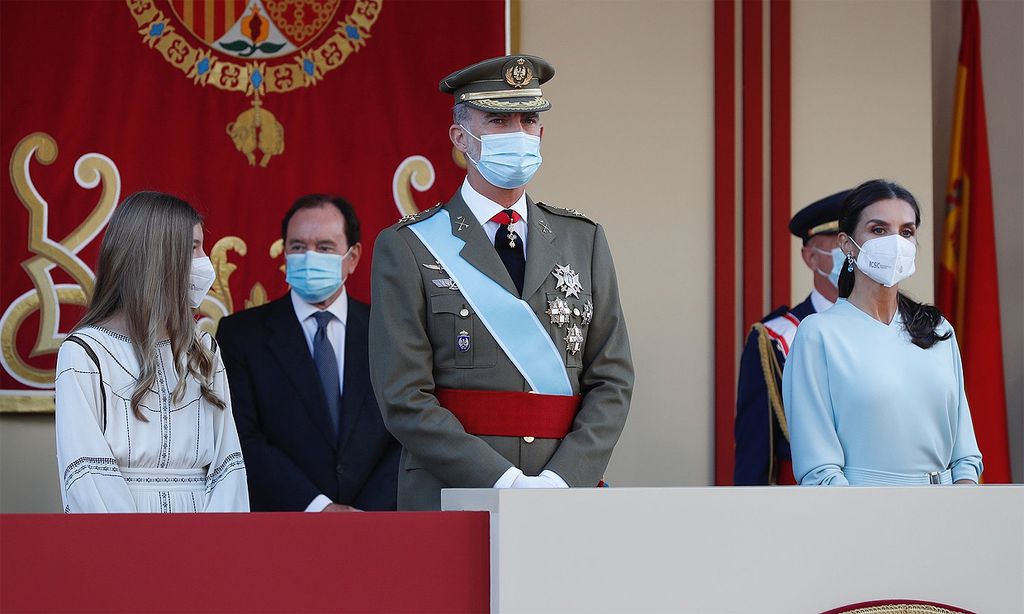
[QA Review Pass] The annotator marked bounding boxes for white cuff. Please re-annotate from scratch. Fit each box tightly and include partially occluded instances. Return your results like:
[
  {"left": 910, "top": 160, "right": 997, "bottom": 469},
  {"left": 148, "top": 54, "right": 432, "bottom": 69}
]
[
  {"left": 493, "top": 466, "right": 523, "bottom": 489},
  {"left": 305, "top": 494, "right": 333, "bottom": 512},
  {"left": 539, "top": 470, "right": 569, "bottom": 488}
]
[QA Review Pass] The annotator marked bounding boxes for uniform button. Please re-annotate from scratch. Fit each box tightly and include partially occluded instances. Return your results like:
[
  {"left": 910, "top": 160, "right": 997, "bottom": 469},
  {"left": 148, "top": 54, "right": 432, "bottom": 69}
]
[
  {"left": 459, "top": 308, "right": 470, "bottom": 317},
  {"left": 523, "top": 436, "right": 535, "bottom": 443},
  {"left": 336, "top": 464, "right": 345, "bottom": 476}
]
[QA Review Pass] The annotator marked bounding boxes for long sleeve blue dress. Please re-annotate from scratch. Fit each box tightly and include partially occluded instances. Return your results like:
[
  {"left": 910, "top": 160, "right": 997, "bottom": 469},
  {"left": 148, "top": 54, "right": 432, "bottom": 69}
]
[{"left": 782, "top": 299, "right": 982, "bottom": 486}]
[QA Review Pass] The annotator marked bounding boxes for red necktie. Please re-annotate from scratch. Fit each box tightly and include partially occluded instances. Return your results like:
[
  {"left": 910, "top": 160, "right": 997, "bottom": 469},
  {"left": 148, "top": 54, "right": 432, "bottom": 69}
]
[{"left": 489, "top": 210, "right": 522, "bottom": 225}]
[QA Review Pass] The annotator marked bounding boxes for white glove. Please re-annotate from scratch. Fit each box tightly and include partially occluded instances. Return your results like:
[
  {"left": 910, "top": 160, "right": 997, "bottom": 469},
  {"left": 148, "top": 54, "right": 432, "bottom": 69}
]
[{"left": 511, "top": 470, "right": 569, "bottom": 489}]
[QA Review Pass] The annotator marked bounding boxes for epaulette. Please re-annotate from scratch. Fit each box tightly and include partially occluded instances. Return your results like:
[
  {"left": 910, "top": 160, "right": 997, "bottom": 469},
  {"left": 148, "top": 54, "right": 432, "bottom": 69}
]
[
  {"left": 535, "top": 201, "right": 597, "bottom": 225},
  {"left": 396, "top": 203, "right": 443, "bottom": 227},
  {"left": 760, "top": 304, "right": 791, "bottom": 324},
  {"left": 760, "top": 307, "right": 802, "bottom": 356}
]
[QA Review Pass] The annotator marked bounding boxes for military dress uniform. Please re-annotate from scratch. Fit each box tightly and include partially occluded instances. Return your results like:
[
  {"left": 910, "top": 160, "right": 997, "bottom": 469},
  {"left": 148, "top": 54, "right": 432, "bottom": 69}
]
[
  {"left": 733, "top": 191, "right": 848, "bottom": 485},
  {"left": 369, "top": 55, "right": 633, "bottom": 510},
  {"left": 734, "top": 296, "right": 818, "bottom": 485}
]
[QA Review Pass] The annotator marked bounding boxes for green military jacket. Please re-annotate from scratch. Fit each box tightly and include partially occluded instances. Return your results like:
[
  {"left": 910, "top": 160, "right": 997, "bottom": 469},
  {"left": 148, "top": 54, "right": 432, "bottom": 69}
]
[{"left": 368, "top": 189, "right": 633, "bottom": 510}]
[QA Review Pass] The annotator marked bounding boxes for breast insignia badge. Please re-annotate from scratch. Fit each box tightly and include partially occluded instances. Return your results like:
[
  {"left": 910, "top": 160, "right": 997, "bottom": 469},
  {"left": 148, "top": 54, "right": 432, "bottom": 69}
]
[
  {"left": 552, "top": 264, "right": 583, "bottom": 299},
  {"left": 564, "top": 324, "right": 584, "bottom": 355},
  {"left": 127, "top": 0, "right": 382, "bottom": 168},
  {"left": 546, "top": 297, "right": 571, "bottom": 327},
  {"left": 422, "top": 261, "right": 460, "bottom": 291},
  {"left": 581, "top": 300, "right": 594, "bottom": 326},
  {"left": 457, "top": 330, "right": 471, "bottom": 353}
]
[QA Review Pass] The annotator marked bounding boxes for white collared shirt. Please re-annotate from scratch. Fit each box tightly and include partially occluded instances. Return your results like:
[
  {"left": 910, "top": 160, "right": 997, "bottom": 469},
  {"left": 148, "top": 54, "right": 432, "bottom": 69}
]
[
  {"left": 460, "top": 178, "right": 529, "bottom": 248},
  {"left": 810, "top": 288, "right": 835, "bottom": 314},
  {"left": 290, "top": 289, "right": 348, "bottom": 514}
]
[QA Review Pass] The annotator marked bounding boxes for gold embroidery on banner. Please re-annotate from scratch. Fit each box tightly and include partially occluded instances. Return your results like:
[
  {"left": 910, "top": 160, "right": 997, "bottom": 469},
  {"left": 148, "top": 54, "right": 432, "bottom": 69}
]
[
  {"left": 390, "top": 149, "right": 467, "bottom": 220},
  {"left": 1, "top": 132, "right": 119, "bottom": 391},
  {"left": 125, "top": 0, "right": 382, "bottom": 167},
  {"left": 0, "top": 393, "right": 56, "bottom": 413},
  {"left": 246, "top": 283, "right": 269, "bottom": 310},
  {"left": 392, "top": 156, "right": 437, "bottom": 218},
  {"left": 270, "top": 239, "right": 285, "bottom": 274},
  {"left": 226, "top": 98, "right": 285, "bottom": 167},
  {"left": 0, "top": 133, "right": 277, "bottom": 412}
]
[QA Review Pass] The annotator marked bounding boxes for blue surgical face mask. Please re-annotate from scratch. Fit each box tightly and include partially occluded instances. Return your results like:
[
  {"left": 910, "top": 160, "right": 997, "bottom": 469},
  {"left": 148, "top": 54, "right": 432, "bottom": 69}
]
[
  {"left": 810, "top": 246, "right": 845, "bottom": 288},
  {"left": 285, "top": 247, "right": 352, "bottom": 304},
  {"left": 460, "top": 125, "right": 542, "bottom": 189}
]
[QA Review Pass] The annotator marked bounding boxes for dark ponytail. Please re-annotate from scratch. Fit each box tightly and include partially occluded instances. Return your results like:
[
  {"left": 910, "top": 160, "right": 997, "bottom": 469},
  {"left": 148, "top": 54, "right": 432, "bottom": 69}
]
[{"left": 838, "top": 180, "right": 952, "bottom": 349}]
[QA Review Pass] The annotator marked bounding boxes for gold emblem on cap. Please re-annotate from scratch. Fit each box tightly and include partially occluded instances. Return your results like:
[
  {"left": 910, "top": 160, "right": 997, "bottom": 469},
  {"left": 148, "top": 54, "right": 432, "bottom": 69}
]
[{"left": 504, "top": 57, "right": 533, "bottom": 88}]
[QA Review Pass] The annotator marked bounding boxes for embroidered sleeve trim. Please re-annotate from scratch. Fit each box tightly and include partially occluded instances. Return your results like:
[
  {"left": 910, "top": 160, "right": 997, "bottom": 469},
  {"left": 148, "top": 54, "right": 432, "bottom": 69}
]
[
  {"left": 62, "top": 457, "right": 122, "bottom": 492},
  {"left": 206, "top": 452, "right": 245, "bottom": 493}
]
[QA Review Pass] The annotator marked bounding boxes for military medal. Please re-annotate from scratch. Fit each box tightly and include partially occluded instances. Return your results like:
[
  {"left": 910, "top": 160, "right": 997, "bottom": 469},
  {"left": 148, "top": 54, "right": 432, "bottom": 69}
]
[
  {"left": 457, "top": 330, "right": 471, "bottom": 352},
  {"left": 507, "top": 228, "right": 519, "bottom": 249},
  {"left": 581, "top": 300, "right": 594, "bottom": 325},
  {"left": 552, "top": 264, "right": 583, "bottom": 299},
  {"left": 564, "top": 324, "right": 584, "bottom": 355},
  {"left": 423, "top": 261, "right": 459, "bottom": 291},
  {"left": 546, "top": 297, "right": 572, "bottom": 327}
]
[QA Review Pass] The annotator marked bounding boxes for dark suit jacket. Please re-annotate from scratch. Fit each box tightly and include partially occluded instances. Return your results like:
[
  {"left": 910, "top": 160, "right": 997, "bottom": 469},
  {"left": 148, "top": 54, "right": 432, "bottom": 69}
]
[{"left": 217, "top": 294, "right": 399, "bottom": 511}]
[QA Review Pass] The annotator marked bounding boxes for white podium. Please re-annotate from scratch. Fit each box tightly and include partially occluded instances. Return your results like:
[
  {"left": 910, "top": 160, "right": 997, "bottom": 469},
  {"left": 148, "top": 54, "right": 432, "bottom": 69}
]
[{"left": 442, "top": 486, "right": 1024, "bottom": 614}]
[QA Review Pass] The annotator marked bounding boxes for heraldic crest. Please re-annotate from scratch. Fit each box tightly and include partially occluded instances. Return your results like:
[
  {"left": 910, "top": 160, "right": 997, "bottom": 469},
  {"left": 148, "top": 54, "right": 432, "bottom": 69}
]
[{"left": 126, "top": 0, "right": 381, "bottom": 167}]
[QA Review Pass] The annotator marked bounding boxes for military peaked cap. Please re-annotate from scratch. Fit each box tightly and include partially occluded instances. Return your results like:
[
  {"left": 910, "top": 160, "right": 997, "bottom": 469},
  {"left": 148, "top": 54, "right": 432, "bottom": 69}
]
[
  {"left": 440, "top": 55, "right": 555, "bottom": 113},
  {"left": 789, "top": 190, "right": 850, "bottom": 243}
]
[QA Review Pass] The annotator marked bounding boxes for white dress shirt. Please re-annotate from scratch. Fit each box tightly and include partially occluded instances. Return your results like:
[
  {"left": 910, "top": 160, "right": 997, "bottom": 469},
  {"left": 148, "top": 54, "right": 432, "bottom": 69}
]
[
  {"left": 461, "top": 179, "right": 529, "bottom": 248},
  {"left": 810, "top": 288, "right": 835, "bottom": 314},
  {"left": 290, "top": 288, "right": 348, "bottom": 512}
]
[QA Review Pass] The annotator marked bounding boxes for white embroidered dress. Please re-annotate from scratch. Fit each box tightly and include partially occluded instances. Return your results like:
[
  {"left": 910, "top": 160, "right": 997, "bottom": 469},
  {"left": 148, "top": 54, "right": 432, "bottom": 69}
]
[{"left": 55, "top": 326, "right": 249, "bottom": 513}]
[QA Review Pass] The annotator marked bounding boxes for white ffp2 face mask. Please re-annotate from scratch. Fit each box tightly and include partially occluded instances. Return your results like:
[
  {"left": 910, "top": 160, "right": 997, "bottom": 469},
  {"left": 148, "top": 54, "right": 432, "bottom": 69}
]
[
  {"left": 851, "top": 234, "right": 917, "bottom": 287},
  {"left": 188, "top": 256, "right": 216, "bottom": 309}
]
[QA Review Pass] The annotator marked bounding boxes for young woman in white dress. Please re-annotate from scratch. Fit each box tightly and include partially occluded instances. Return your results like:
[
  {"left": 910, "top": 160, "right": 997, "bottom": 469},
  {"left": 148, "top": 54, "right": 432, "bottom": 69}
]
[{"left": 55, "top": 191, "right": 249, "bottom": 512}]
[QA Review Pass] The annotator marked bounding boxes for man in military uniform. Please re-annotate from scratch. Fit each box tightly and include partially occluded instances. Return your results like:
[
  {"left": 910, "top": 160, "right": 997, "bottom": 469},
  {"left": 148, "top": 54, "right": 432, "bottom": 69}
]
[
  {"left": 369, "top": 55, "right": 634, "bottom": 510},
  {"left": 734, "top": 191, "right": 849, "bottom": 485}
]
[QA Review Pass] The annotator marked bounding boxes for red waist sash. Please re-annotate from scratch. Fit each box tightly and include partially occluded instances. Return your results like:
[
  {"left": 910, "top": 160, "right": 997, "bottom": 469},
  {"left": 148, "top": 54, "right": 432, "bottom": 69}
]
[{"left": 436, "top": 388, "right": 581, "bottom": 439}]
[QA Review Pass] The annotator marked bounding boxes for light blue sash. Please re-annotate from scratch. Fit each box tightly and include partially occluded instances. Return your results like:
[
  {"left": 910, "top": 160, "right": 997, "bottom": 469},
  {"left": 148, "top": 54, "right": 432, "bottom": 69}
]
[{"left": 409, "top": 209, "right": 573, "bottom": 396}]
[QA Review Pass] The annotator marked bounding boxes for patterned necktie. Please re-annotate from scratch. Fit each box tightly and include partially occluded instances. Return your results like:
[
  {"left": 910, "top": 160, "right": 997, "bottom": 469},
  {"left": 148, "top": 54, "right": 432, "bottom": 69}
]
[
  {"left": 490, "top": 209, "right": 525, "bottom": 295},
  {"left": 312, "top": 311, "right": 341, "bottom": 436}
]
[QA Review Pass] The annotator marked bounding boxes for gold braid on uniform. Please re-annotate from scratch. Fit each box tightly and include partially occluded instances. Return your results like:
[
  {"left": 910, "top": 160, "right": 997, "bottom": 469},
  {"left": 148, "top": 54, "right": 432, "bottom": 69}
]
[{"left": 751, "top": 323, "right": 792, "bottom": 484}]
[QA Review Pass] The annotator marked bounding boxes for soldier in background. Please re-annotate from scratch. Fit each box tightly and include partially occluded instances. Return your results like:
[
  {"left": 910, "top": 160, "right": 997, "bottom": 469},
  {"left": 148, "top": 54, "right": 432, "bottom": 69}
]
[{"left": 734, "top": 191, "right": 849, "bottom": 485}]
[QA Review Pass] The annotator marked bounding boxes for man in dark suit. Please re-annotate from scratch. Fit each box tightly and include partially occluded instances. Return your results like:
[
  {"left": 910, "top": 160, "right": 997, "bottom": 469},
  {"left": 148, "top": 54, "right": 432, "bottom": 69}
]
[{"left": 217, "top": 194, "right": 399, "bottom": 511}]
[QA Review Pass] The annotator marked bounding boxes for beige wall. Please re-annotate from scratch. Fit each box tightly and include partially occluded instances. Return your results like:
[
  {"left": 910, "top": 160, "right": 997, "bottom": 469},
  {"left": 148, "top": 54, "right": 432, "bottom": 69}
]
[
  {"left": 790, "top": 0, "right": 935, "bottom": 304},
  {"left": 519, "top": 0, "right": 716, "bottom": 487},
  {"left": 3, "top": 0, "right": 1019, "bottom": 512}
]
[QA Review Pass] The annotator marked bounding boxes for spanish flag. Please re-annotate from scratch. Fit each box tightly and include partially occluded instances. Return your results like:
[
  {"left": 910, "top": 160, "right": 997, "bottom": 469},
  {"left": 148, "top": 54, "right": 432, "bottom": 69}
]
[{"left": 938, "top": 0, "right": 1010, "bottom": 483}]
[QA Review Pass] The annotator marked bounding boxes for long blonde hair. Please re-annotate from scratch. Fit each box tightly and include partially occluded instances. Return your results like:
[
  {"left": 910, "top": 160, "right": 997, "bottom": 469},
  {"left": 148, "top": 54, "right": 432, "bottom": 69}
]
[{"left": 78, "top": 191, "right": 225, "bottom": 419}]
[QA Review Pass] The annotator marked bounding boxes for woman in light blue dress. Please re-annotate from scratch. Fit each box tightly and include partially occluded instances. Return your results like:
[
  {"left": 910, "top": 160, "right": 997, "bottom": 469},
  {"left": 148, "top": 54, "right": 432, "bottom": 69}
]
[{"left": 782, "top": 180, "right": 982, "bottom": 486}]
